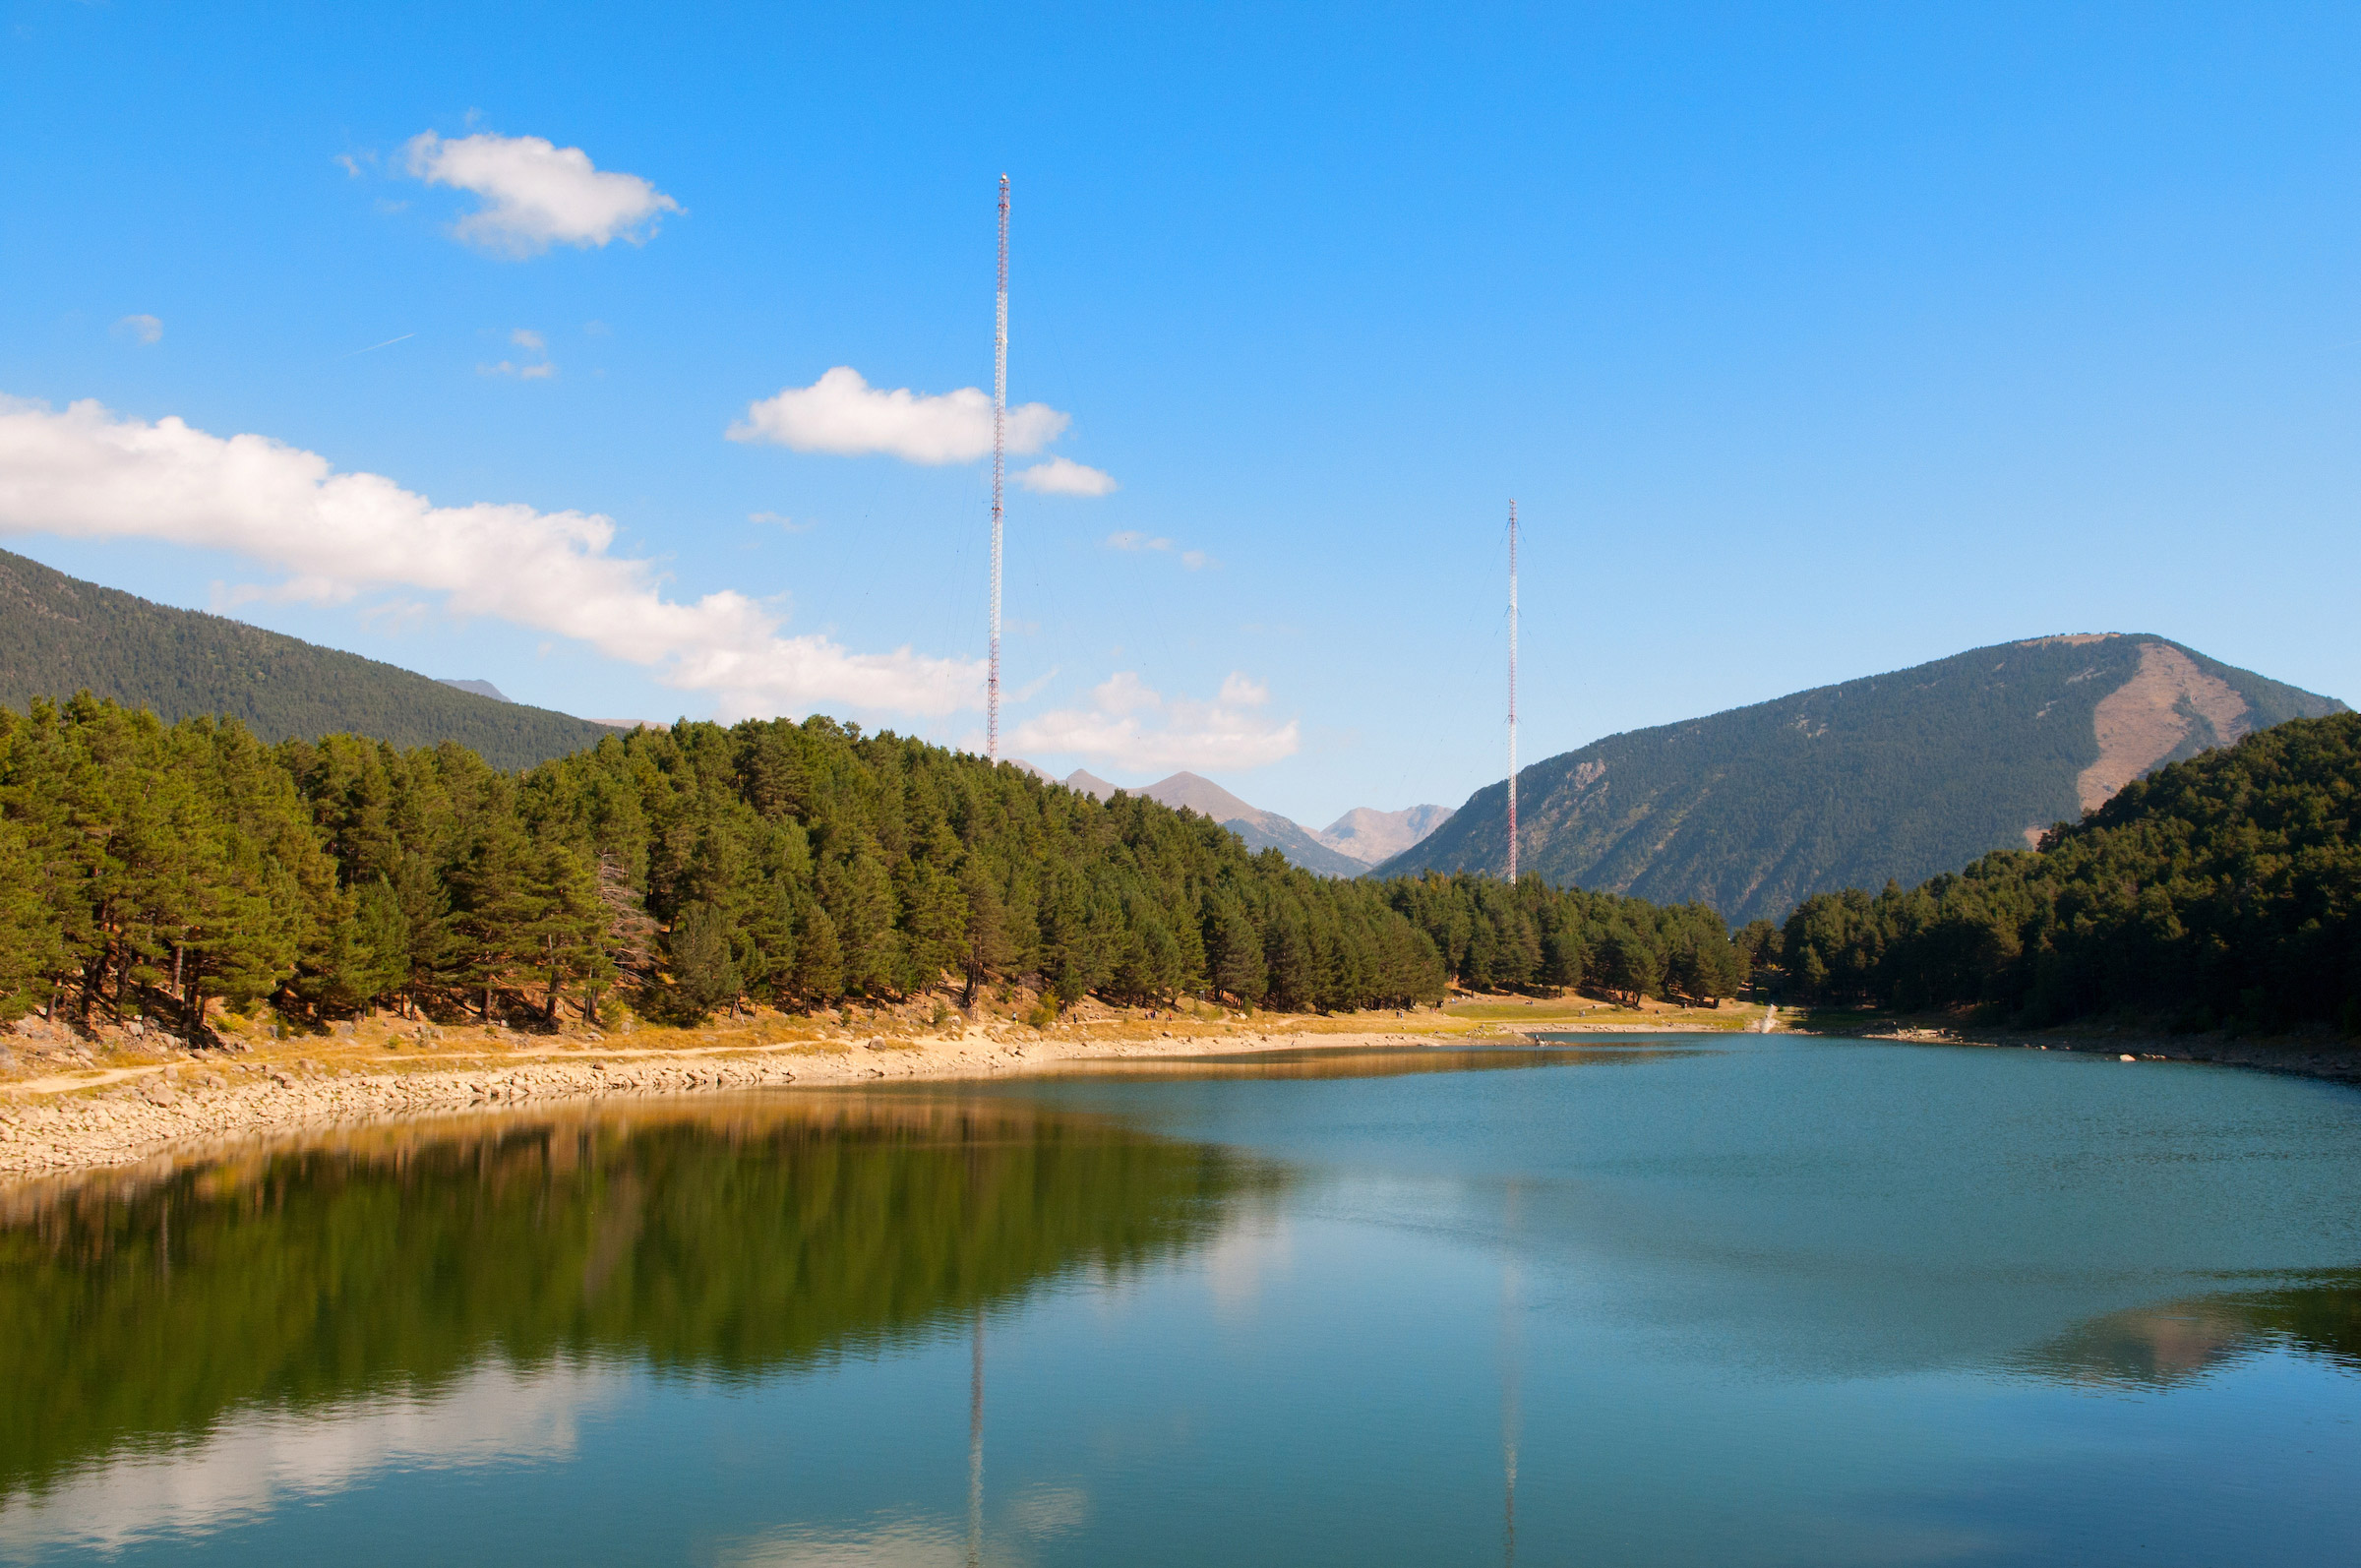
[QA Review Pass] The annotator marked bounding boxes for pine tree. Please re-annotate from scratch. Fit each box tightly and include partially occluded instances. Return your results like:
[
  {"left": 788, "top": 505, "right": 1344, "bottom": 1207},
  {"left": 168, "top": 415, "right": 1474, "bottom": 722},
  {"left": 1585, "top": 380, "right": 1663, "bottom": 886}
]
[
  {"left": 958, "top": 864, "right": 1014, "bottom": 1008},
  {"left": 523, "top": 844, "right": 611, "bottom": 1023},
  {"left": 665, "top": 901, "right": 741, "bottom": 1021},
  {"left": 792, "top": 899, "right": 845, "bottom": 1005}
]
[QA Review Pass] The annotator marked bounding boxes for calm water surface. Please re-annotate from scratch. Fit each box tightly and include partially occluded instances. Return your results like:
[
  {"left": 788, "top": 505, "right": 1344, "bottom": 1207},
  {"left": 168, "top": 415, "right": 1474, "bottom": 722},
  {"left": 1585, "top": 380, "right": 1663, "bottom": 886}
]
[{"left": 4, "top": 1034, "right": 2359, "bottom": 1564}]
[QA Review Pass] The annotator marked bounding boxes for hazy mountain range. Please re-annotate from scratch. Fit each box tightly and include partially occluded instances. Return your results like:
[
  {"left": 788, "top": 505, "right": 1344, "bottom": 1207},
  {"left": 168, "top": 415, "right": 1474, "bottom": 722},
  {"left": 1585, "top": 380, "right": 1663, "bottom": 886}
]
[
  {"left": 1380, "top": 633, "right": 2346, "bottom": 924},
  {"left": 1040, "top": 767, "right": 1453, "bottom": 877}
]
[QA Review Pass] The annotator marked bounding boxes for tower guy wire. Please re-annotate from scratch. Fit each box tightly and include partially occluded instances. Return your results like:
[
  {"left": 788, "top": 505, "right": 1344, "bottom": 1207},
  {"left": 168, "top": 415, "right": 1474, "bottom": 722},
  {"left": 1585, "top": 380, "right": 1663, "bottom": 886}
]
[
  {"left": 1507, "top": 500, "right": 1519, "bottom": 882},
  {"left": 989, "top": 174, "right": 1009, "bottom": 761}
]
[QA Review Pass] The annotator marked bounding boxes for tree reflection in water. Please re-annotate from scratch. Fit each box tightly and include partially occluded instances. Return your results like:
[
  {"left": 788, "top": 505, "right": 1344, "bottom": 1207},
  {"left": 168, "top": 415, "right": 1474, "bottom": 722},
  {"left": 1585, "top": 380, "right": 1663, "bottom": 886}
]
[{"left": 0, "top": 1092, "right": 1280, "bottom": 1500}]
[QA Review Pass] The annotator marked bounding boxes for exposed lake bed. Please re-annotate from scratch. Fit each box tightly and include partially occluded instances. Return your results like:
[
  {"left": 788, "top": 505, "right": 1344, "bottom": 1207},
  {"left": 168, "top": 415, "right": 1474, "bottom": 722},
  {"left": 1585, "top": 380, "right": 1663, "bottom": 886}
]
[{"left": 4, "top": 1033, "right": 2358, "bottom": 1564}]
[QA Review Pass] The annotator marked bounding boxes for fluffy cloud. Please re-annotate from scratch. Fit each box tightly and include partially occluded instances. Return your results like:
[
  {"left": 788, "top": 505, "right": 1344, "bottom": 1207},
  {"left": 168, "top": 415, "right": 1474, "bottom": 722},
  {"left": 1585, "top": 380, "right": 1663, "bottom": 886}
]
[
  {"left": 729, "top": 367, "right": 1069, "bottom": 463},
  {"left": 112, "top": 315, "right": 163, "bottom": 345},
  {"left": 0, "top": 396, "right": 980, "bottom": 718},
  {"left": 1004, "top": 670, "right": 1298, "bottom": 773},
  {"left": 402, "top": 131, "right": 682, "bottom": 258},
  {"left": 1016, "top": 456, "right": 1117, "bottom": 496},
  {"left": 1105, "top": 529, "right": 1214, "bottom": 569}
]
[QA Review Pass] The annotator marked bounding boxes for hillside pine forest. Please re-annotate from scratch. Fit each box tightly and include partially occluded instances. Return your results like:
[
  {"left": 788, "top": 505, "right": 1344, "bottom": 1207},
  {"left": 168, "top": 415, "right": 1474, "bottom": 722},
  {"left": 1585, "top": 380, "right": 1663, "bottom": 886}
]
[
  {"left": 0, "top": 695, "right": 1744, "bottom": 1032},
  {"left": 1767, "top": 711, "right": 2361, "bottom": 1034},
  {"left": 0, "top": 547, "right": 615, "bottom": 770},
  {"left": 0, "top": 694, "right": 2349, "bottom": 1039}
]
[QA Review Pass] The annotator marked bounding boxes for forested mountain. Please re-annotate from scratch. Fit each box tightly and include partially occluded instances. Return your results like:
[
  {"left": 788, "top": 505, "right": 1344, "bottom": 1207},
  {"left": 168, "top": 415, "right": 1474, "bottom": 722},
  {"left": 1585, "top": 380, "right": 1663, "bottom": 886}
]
[
  {"left": 1769, "top": 712, "right": 2361, "bottom": 1034},
  {"left": 0, "top": 697, "right": 1751, "bottom": 1034},
  {"left": 0, "top": 548, "right": 614, "bottom": 770},
  {"left": 1383, "top": 635, "right": 2345, "bottom": 925}
]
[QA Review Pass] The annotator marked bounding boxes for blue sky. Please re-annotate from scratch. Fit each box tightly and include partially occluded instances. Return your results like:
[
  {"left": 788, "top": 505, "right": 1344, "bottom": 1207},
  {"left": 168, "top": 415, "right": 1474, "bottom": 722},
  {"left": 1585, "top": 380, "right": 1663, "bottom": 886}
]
[{"left": 3, "top": 2, "right": 2356, "bottom": 826}]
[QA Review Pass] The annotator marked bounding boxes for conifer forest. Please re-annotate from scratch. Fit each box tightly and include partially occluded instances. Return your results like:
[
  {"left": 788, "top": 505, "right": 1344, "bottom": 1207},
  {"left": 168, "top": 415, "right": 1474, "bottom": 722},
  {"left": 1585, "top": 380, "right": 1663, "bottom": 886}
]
[{"left": 0, "top": 695, "right": 1746, "bottom": 1035}]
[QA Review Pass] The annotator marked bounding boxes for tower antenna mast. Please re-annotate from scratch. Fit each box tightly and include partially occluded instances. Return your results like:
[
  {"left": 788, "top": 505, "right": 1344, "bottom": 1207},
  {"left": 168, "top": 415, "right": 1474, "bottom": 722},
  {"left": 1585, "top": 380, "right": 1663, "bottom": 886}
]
[
  {"left": 988, "top": 174, "right": 1009, "bottom": 761},
  {"left": 1507, "top": 500, "right": 1519, "bottom": 882}
]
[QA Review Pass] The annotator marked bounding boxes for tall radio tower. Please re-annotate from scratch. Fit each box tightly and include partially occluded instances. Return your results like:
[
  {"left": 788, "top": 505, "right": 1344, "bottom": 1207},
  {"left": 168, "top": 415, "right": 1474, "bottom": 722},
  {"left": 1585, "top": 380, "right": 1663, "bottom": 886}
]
[
  {"left": 988, "top": 174, "right": 1009, "bottom": 761},
  {"left": 1507, "top": 500, "right": 1519, "bottom": 882}
]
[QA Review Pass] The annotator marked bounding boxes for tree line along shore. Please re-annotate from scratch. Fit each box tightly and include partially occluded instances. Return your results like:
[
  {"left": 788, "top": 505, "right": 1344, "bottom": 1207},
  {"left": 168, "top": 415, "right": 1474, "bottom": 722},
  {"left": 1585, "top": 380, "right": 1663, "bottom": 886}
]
[
  {"left": 0, "top": 694, "right": 2348, "bottom": 1048},
  {"left": 0, "top": 694, "right": 1745, "bottom": 1041}
]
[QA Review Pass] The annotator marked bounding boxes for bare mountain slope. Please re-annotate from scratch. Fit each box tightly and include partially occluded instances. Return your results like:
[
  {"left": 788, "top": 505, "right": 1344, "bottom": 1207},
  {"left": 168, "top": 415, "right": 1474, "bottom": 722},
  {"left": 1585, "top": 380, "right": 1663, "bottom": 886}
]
[
  {"left": 1318, "top": 804, "right": 1454, "bottom": 866},
  {"left": 1378, "top": 633, "right": 2345, "bottom": 924},
  {"left": 1058, "top": 768, "right": 1379, "bottom": 877}
]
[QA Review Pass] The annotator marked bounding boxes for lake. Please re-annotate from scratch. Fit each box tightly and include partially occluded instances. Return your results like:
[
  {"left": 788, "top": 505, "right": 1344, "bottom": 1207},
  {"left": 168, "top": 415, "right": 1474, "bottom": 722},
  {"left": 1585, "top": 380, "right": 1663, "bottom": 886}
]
[{"left": 4, "top": 1033, "right": 2358, "bottom": 1565}]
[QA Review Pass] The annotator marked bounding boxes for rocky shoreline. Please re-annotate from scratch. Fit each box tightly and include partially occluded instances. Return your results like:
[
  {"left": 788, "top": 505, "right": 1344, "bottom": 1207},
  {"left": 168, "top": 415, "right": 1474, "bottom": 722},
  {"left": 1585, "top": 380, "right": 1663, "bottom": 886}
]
[
  {"left": 0, "top": 1025, "right": 1447, "bottom": 1181},
  {"left": 18, "top": 1000, "right": 2339, "bottom": 1186}
]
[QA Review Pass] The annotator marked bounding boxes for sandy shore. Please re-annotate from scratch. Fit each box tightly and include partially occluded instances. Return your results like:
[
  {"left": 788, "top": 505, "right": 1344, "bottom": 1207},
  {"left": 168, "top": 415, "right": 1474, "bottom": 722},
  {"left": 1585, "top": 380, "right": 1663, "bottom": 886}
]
[{"left": 0, "top": 1021, "right": 1481, "bottom": 1181}]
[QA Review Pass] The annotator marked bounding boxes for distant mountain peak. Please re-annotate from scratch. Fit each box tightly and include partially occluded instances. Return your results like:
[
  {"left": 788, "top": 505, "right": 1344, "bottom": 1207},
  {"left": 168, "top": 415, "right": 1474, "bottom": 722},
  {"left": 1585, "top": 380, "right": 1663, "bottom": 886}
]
[
  {"left": 439, "top": 679, "right": 512, "bottom": 702},
  {"left": 1049, "top": 767, "right": 1368, "bottom": 876},
  {"left": 1138, "top": 770, "right": 1266, "bottom": 825},
  {"left": 1316, "top": 804, "right": 1454, "bottom": 866}
]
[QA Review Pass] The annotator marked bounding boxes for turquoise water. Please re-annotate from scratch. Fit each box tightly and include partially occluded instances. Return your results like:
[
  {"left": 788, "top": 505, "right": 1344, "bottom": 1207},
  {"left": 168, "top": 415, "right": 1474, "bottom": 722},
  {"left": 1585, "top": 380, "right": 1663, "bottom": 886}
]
[{"left": 4, "top": 1034, "right": 2358, "bottom": 1564}]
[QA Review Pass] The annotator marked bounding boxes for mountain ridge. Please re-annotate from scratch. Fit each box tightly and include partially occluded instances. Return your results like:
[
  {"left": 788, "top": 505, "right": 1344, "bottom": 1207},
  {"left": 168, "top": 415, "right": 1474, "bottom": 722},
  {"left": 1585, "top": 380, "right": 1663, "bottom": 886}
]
[
  {"left": 1380, "top": 633, "right": 2345, "bottom": 924},
  {"left": 1054, "top": 767, "right": 1448, "bottom": 876},
  {"left": 0, "top": 547, "right": 617, "bottom": 770}
]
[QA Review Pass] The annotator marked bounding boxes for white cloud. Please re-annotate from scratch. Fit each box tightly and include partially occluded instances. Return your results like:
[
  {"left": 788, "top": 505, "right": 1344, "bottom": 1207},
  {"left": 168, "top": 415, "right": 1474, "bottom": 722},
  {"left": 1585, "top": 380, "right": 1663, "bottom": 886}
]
[
  {"left": 1219, "top": 672, "right": 1269, "bottom": 705},
  {"left": 1004, "top": 670, "right": 1299, "bottom": 773},
  {"left": 1016, "top": 456, "right": 1117, "bottom": 496},
  {"left": 749, "top": 511, "right": 813, "bottom": 533},
  {"left": 481, "top": 328, "right": 555, "bottom": 380},
  {"left": 1091, "top": 670, "right": 1162, "bottom": 715},
  {"left": 0, "top": 396, "right": 982, "bottom": 719},
  {"left": 112, "top": 315, "right": 163, "bottom": 345},
  {"left": 729, "top": 367, "right": 1068, "bottom": 463},
  {"left": 402, "top": 131, "right": 682, "bottom": 258},
  {"left": 1105, "top": 529, "right": 1214, "bottom": 570}
]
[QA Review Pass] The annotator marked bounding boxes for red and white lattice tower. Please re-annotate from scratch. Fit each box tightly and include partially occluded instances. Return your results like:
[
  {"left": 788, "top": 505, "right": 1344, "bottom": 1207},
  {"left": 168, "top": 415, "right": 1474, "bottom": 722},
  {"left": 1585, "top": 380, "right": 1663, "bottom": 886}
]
[
  {"left": 988, "top": 174, "right": 1009, "bottom": 761},
  {"left": 1507, "top": 500, "right": 1519, "bottom": 882}
]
